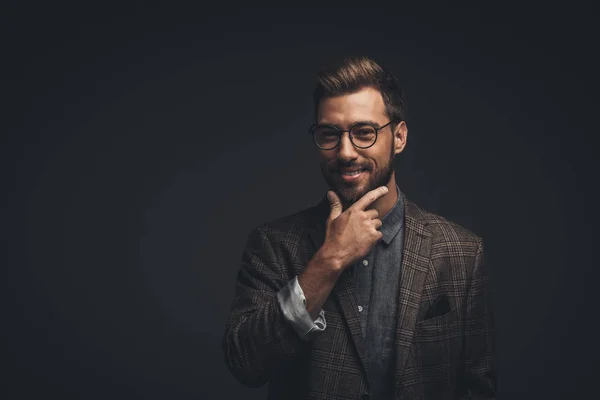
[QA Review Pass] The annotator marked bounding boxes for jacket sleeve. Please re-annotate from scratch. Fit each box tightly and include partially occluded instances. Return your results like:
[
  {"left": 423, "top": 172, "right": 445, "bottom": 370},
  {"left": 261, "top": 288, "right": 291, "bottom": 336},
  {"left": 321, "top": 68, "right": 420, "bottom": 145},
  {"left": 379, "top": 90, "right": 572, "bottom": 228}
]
[
  {"left": 222, "top": 225, "right": 311, "bottom": 388},
  {"left": 459, "top": 238, "right": 497, "bottom": 399}
]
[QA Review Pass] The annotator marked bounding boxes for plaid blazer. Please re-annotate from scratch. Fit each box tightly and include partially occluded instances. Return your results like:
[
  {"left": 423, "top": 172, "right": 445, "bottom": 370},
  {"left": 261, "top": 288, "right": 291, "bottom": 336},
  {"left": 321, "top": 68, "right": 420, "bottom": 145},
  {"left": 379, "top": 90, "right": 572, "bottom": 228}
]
[{"left": 222, "top": 191, "right": 496, "bottom": 400}]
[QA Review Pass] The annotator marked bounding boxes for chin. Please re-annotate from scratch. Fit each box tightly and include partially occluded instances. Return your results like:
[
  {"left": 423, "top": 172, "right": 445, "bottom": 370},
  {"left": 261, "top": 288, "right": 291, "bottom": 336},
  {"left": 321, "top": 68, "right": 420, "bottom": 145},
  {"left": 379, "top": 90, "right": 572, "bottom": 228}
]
[
  {"left": 323, "top": 171, "right": 374, "bottom": 201},
  {"left": 338, "top": 183, "right": 372, "bottom": 203}
]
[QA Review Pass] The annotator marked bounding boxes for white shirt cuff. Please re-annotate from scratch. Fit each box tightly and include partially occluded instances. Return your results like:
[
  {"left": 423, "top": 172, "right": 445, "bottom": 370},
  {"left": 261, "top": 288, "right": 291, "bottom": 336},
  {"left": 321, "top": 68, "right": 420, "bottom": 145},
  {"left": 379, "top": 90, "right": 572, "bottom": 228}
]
[{"left": 277, "top": 276, "right": 326, "bottom": 340}]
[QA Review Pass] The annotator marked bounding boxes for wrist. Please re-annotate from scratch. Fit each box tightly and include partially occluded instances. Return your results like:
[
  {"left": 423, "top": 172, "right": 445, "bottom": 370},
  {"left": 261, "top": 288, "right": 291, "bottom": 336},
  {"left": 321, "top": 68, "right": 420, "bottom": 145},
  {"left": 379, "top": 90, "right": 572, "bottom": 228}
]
[{"left": 315, "top": 244, "right": 345, "bottom": 273}]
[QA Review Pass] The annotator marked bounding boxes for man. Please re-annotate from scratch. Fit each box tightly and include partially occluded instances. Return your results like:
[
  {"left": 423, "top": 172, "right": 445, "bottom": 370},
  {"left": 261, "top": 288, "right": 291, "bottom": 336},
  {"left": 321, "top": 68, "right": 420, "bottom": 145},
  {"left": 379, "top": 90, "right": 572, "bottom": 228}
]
[{"left": 222, "top": 56, "right": 496, "bottom": 400}]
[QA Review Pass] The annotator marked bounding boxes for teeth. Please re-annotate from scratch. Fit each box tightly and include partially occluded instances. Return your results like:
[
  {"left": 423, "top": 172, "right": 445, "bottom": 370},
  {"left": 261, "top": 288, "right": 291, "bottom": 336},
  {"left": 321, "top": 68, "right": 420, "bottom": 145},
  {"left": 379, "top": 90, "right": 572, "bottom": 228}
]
[{"left": 342, "top": 169, "right": 364, "bottom": 176}]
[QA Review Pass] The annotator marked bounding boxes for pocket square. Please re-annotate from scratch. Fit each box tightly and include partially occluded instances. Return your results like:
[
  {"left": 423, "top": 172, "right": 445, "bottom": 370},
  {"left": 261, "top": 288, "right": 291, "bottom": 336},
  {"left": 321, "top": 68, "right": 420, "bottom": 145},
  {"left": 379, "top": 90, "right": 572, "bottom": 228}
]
[{"left": 424, "top": 294, "right": 451, "bottom": 320}]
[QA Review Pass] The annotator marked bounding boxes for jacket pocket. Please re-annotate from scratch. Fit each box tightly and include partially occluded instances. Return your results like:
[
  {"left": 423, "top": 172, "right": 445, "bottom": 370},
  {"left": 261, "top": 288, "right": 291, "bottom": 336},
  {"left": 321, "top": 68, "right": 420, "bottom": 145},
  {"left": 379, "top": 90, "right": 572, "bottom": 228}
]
[
  {"left": 415, "top": 308, "right": 457, "bottom": 341},
  {"left": 412, "top": 307, "right": 461, "bottom": 372}
]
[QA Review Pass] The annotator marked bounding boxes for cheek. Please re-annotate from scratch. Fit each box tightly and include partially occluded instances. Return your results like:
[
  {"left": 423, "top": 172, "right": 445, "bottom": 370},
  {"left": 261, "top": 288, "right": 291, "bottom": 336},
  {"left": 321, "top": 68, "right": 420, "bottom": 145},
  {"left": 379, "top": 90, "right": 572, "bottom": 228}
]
[
  {"left": 365, "top": 154, "right": 377, "bottom": 169},
  {"left": 318, "top": 153, "right": 335, "bottom": 167}
]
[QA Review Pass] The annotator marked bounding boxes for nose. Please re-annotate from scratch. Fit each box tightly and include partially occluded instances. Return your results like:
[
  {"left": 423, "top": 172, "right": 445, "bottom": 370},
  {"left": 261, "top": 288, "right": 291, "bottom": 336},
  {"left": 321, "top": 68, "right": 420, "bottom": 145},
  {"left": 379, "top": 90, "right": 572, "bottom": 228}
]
[{"left": 337, "top": 132, "right": 359, "bottom": 162}]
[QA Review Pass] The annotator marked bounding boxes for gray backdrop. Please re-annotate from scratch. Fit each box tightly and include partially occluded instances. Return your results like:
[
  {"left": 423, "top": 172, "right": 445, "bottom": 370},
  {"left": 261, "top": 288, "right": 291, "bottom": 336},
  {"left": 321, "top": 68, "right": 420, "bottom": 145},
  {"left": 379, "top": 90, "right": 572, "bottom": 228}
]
[{"left": 5, "top": 3, "right": 598, "bottom": 399}]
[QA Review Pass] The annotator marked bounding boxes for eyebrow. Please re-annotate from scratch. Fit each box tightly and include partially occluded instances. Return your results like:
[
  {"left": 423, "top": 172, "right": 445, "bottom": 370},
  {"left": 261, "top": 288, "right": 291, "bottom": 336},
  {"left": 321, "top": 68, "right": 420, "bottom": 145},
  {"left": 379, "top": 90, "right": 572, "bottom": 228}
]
[{"left": 316, "top": 120, "right": 384, "bottom": 129}]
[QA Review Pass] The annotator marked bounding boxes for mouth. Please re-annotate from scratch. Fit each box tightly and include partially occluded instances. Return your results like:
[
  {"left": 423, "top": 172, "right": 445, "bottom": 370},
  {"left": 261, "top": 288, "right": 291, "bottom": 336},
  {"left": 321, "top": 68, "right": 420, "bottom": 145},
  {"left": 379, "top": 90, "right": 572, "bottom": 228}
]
[{"left": 338, "top": 168, "right": 369, "bottom": 182}]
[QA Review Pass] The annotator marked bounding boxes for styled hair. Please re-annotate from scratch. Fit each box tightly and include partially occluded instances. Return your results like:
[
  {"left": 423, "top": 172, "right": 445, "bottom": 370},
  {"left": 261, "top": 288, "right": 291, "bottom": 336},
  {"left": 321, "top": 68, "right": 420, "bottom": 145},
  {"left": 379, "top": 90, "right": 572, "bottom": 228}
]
[{"left": 312, "top": 56, "right": 406, "bottom": 125}]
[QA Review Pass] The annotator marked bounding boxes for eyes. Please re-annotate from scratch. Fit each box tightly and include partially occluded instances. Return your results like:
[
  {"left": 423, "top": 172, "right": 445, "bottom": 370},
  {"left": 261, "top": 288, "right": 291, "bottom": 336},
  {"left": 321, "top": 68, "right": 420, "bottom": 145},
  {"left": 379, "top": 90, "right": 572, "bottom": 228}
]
[
  {"left": 310, "top": 121, "right": 393, "bottom": 150},
  {"left": 313, "top": 124, "right": 377, "bottom": 141}
]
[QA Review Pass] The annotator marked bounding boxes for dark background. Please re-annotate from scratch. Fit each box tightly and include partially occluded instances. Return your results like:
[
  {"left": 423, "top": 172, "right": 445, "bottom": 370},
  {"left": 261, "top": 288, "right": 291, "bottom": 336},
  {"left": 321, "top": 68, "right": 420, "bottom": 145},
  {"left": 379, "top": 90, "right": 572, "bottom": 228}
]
[{"left": 4, "top": 2, "right": 599, "bottom": 399}]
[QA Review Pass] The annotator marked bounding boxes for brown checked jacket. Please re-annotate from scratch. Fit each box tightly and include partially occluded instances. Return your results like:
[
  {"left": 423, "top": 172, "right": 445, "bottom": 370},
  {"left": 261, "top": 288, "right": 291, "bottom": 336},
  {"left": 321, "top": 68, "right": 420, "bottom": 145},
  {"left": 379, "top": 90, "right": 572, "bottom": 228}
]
[{"left": 222, "top": 191, "right": 496, "bottom": 400}]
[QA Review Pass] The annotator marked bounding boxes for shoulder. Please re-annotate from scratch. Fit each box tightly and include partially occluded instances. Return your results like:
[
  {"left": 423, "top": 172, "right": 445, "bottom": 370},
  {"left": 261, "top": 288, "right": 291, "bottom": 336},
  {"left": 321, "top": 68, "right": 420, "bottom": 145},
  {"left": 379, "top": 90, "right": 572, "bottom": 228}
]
[
  {"left": 404, "top": 195, "right": 482, "bottom": 253},
  {"left": 424, "top": 210, "right": 481, "bottom": 244},
  {"left": 248, "top": 200, "right": 324, "bottom": 244}
]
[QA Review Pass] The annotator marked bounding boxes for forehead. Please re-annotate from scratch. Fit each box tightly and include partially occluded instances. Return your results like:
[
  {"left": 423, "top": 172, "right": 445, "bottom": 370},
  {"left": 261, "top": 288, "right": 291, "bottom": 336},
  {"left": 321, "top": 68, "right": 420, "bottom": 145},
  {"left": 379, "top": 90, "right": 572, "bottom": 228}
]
[{"left": 317, "top": 87, "right": 387, "bottom": 125}]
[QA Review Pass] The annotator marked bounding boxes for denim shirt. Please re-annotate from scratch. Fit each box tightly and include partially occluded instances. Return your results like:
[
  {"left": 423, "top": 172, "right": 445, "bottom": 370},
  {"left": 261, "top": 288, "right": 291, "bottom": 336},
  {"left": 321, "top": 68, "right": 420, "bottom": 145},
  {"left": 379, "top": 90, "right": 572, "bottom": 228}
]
[
  {"left": 277, "top": 185, "right": 405, "bottom": 399},
  {"left": 352, "top": 184, "right": 404, "bottom": 399}
]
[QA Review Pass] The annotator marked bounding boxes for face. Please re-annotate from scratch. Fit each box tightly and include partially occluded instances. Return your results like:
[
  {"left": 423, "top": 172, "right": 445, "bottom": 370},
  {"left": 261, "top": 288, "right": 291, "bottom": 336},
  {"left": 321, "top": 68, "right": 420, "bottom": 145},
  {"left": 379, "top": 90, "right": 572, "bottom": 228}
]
[{"left": 316, "top": 87, "right": 406, "bottom": 208}]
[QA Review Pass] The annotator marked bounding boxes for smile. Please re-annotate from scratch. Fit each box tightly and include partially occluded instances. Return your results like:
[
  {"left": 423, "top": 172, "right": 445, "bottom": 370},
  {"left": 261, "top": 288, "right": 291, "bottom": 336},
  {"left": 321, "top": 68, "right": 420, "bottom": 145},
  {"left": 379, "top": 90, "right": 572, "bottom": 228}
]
[
  {"left": 339, "top": 168, "right": 368, "bottom": 182},
  {"left": 341, "top": 169, "right": 366, "bottom": 176}
]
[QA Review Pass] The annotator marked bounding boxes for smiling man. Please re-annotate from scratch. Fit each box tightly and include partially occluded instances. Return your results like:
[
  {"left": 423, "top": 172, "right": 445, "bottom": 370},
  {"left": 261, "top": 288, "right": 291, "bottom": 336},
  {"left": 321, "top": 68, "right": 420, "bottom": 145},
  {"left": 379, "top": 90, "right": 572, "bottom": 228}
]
[
  {"left": 315, "top": 85, "right": 400, "bottom": 214},
  {"left": 223, "top": 56, "right": 496, "bottom": 400}
]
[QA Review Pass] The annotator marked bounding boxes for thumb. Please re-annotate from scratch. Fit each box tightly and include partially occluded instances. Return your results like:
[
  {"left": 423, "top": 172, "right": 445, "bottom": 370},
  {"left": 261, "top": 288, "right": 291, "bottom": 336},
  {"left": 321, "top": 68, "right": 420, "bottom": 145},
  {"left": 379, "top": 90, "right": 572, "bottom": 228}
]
[{"left": 327, "top": 190, "right": 342, "bottom": 220}]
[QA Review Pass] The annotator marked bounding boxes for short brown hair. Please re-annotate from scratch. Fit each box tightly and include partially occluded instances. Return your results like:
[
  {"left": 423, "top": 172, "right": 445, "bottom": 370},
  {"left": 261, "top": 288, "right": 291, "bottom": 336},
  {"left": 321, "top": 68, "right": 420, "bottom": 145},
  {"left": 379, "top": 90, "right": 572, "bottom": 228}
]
[{"left": 312, "top": 56, "right": 406, "bottom": 125}]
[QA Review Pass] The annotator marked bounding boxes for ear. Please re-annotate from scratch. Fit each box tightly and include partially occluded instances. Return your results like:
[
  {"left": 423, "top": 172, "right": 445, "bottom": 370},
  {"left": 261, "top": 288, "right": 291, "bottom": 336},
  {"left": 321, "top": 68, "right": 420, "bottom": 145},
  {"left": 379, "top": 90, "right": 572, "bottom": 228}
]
[{"left": 393, "top": 121, "right": 408, "bottom": 155}]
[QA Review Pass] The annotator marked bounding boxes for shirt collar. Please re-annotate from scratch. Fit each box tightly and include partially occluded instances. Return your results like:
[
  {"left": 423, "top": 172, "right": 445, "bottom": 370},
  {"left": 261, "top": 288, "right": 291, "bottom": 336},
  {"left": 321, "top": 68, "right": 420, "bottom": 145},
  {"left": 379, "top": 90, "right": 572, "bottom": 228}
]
[{"left": 379, "top": 184, "right": 404, "bottom": 245}]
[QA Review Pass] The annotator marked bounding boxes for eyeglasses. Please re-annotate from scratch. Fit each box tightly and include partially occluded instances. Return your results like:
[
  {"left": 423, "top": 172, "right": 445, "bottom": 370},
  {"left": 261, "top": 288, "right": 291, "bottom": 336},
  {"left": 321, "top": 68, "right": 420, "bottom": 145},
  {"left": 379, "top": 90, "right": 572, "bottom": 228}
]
[{"left": 309, "top": 121, "right": 394, "bottom": 150}]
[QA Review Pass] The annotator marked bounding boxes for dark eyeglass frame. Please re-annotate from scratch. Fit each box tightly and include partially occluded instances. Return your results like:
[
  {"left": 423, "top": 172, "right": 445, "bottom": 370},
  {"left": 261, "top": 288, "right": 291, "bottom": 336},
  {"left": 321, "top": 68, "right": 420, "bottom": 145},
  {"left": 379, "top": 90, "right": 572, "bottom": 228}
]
[{"left": 309, "top": 121, "right": 395, "bottom": 150}]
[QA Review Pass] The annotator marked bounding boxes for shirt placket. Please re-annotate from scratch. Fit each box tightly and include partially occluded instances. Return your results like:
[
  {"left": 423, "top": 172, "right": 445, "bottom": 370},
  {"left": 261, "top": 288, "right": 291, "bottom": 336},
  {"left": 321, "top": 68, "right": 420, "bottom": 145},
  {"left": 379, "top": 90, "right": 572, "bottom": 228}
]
[{"left": 353, "top": 249, "right": 374, "bottom": 340}]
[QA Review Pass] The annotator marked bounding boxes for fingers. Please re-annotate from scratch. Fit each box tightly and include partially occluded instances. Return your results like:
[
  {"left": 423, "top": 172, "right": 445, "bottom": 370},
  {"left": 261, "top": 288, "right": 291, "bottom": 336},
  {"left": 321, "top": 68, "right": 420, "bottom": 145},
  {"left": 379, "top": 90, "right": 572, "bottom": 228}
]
[
  {"left": 365, "top": 208, "right": 379, "bottom": 220},
  {"left": 327, "top": 190, "right": 343, "bottom": 221},
  {"left": 373, "top": 218, "right": 382, "bottom": 229},
  {"left": 350, "top": 186, "right": 389, "bottom": 211}
]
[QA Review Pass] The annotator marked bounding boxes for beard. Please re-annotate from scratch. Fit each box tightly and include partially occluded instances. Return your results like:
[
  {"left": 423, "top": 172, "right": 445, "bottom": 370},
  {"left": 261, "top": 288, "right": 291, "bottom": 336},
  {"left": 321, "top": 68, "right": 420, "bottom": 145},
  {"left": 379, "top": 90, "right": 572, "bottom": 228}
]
[{"left": 321, "top": 143, "right": 395, "bottom": 209}]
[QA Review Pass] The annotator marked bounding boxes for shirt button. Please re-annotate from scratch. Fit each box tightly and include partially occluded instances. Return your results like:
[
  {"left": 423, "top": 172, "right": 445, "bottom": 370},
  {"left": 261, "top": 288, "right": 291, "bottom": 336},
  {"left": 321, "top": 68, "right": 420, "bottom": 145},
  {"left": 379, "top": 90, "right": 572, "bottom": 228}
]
[
  {"left": 362, "top": 259, "right": 369, "bottom": 266},
  {"left": 358, "top": 305, "right": 363, "bottom": 312}
]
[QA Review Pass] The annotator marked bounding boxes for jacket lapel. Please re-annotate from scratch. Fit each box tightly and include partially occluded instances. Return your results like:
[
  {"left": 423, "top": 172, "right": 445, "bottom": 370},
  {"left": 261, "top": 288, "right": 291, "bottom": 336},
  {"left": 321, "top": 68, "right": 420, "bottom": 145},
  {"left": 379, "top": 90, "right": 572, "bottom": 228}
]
[
  {"left": 306, "top": 195, "right": 370, "bottom": 381},
  {"left": 394, "top": 192, "right": 432, "bottom": 387}
]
